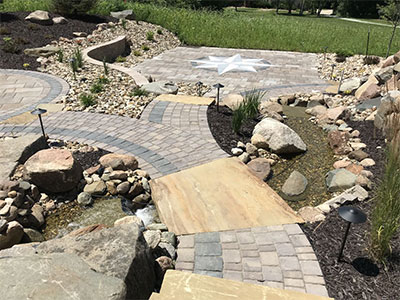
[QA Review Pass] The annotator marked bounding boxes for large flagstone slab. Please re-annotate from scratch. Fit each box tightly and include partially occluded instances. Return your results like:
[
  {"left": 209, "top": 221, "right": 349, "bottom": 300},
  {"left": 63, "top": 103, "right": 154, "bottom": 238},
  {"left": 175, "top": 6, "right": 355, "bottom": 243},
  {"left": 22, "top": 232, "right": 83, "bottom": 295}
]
[
  {"left": 150, "top": 157, "right": 303, "bottom": 235},
  {"left": 157, "top": 270, "right": 333, "bottom": 300},
  {"left": 155, "top": 94, "right": 214, "bottom": 105}
]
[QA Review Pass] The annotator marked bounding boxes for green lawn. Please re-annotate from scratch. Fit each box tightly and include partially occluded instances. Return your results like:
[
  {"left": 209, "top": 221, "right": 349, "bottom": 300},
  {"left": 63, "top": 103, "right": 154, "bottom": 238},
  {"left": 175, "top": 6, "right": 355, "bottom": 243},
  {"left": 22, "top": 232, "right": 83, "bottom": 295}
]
[{"left": 1, "top": 0, "right": 400, "bottom": 56}]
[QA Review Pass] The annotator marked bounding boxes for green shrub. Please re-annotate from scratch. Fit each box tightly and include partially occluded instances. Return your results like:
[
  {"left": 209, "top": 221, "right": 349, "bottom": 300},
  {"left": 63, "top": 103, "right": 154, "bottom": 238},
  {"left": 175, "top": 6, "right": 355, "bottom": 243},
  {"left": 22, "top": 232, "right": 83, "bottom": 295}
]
[
  {"left": 2, "top": 37, "right": 18, "bottom": 53},
  {"left": 73, "top": 47, "right": 83, "bottom": 68},
  {"left": 115, "top": 55, "right": 126, "bottom": 62},
  {"left": 121, "top": 18, "right": 127, "bottom": 30},
  {"left": 52, "top": 0, "right": 98, "bottom": 15},
  {"left": 80, "top": 93, "right": 96, "bottom": 107},
  {"left": 57, "top": 49, "right": 64, "bottom": 63},
  {"left": 232, "top": 103, "right": 246, "bottom": 134},
  {"left": 97, "top": 75, "right": 110, "bottom": 84},
  {"left": 146, "top": 31, "right": 154, "bottom": 41},
  {"left": 90, "top": 82, "right": 103, "bottom": 93},
  {"left": 242, "top": 90, "right": 263, "bottom": 119},
  {"left": 133, "top": 50, "right": 142, "bottom": 56},
  {"left": 130, "top": 87, "right": 149, "bottom": 97},
  {"left": 141, "top": 44, "right": 150, "bottom": 51}
]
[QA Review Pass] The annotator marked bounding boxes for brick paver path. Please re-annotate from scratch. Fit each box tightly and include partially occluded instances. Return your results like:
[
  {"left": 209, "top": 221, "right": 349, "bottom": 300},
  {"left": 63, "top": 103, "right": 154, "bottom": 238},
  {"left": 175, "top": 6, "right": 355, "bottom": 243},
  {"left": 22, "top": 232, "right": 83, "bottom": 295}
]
[
  {"left": 0, "top": 69, "right": 69, "bottom": 122},
  {"left": 176, "top": 224, "right": 329, "bottom": 298},
  {"left": 133, "top": 47, "right": 328, "bottom": 97}
]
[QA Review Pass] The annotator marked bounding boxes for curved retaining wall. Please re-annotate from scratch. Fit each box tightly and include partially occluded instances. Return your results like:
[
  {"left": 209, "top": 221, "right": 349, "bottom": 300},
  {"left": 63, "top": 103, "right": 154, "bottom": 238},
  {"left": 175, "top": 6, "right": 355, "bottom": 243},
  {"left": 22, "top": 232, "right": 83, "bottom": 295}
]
[{"left": 83, "top": 35, "right": 149, "bottom": 86}]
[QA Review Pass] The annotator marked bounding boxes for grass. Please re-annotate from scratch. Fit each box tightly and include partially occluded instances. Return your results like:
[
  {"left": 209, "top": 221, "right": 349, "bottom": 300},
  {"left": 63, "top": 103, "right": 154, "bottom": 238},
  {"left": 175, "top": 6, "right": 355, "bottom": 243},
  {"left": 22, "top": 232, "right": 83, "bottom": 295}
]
[
  {"left": 2, "top": 0, "right": 400, "bottom": 56},
  {"left": 231, "top": 90, "right": 263, "bottom": 134},
  {"left": 115, "top": 55, "right": 126, "bottom": 62},
  {"left": 130, "top": 87, "right": 149, "bottom": 97},
  {"left": 79, "top": 93, "right": 96, "bottom": 107},
  {"left": 90, "top": 82, "right": 103, "bottom": 93}
]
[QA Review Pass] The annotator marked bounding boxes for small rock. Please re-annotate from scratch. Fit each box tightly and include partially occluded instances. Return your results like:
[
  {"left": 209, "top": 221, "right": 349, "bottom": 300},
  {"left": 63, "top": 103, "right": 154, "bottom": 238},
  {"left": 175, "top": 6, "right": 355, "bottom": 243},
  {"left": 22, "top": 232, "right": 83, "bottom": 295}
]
[
  {"left": 52, "top": 16, "right": 67, "bottom": 24},
  {"left": 99, "top": 153, "right": 139, "bottom": 171},
  {"left": 28, "top": 204, "right": 44, "bottom": 228},
  {"left": 231, "top": 148, "right": 243, "bottom": 156},
  {"left": 146, "top": 223, "right": 168, "bottom": 231},
  {"left": 281, "top": 170, "right": 308, "bottom": 196},
  {"left": 360, "top": 158, "right": 375, "bottom": 167},
  {"left": 333, "top": 160, "right": 351, "bottom": 169},
  {"left": 109, "top": 170, "right": 128, "bottom": 181},
  {"left": 360, "top": 170, "right": 374, "bottom": 178},
  {"left": 0, "top": 220, "right": 7, "bottom": 233},
  {"left": 116, "top": 181, "right": 130, "bottom": 194},
  {"left": 328, "top": 130, "right": 351, "bottom": 155},
  {"left": 356, "top": 175, "right": 372, "bottom": 190},
  {"left": 237, "top": 141, "right": 245, "bottom": 149},
  {"left": 158, "top": 242, "right": 176, "bottom": 259},
  {"left": 345, "top": 164, "right": 364, "bottom": 175},
  {"left": 238, "top": 152, "right": 250, "bottom": 163},
  {"left": 247, "top": 158, "right": 271, "bottom": 181},
  {"left": 259, "top": 101, "right": 283, "bottom": 114},
  {"left": 114, "top": 216, "right": 144, "bottom": 228},
  {"left": 77, "top": 192, "right": 93, "bottom": 206},
  {"left": 348, "top": 149, "right": 369, "bottom": 161},
  {"left": 350, "top": 130, "right": 360, "bottom": 137},
  {"left": 350, "top": 142, "right": 367, "bottom": 150},
  {"left": 141, "top": 178, "right": 150, "bottom": 193},
  {"left": 245, "top": 143, "right": 258, "bottom": 156},
  {"left": 251, "top": 133, "right": 269, "bottom": 150},
  {"left": 128, "top": 182, "right": 144, "bottom": 198},
  {"left": 316, "top": 203, "right": 331, "bottom": 214},
  {"left": 84, "top": 181, "right": 106, "bottom": 195},
  {"left": 25, "top": 10, "right": 52, "bottom": 25},
  {"left": 73, "top": 32, "right": 87, "bottom": 37},
  {"left": 18, "top": 181, "right": 31, "bottom": 192},
  {"left": 7, "top": 191, "right": 17, "bottom": 198},
  {"left": 326, "top": 169, "right": 357, "bottom": 192},
  {"left": 0, "top": 221, "right": 24, "bottom": 250},
  {"left": 134, "top": 170, "right": 149, "bottom": 178},
  {"left": 298, "top": 207, "right": 325, "bottom": 223},
  {"left": 161, "top": 231, "right": 176, "bottom": 247},
  {"left": 22, "top": 228, "right": 45, "bottom": 243},
  {"left": 156, "top": 256, "right": 174, "bottom": 275},
  {"left": 144, "top": 230, "right": 161, "bottom": 249},
  {"left": 106, "top": 181, "right": 117, "bottom": 195},
  {"left": 0, "top": 191, "right": 7, "bottom": 200},
  {"left": 133, "top": 193, "right": 151, "bottom": 205}
]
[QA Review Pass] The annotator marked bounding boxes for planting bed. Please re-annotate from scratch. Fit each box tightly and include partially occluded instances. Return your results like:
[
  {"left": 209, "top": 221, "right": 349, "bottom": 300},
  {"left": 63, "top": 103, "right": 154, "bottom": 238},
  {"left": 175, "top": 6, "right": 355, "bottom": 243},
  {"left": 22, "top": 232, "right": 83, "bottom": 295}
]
[
  {"left": 0, "top": 12, "right": 115, "bottom": 70},
  {"left": 302, "top": 121, "right": 400, "bottom": 300}
]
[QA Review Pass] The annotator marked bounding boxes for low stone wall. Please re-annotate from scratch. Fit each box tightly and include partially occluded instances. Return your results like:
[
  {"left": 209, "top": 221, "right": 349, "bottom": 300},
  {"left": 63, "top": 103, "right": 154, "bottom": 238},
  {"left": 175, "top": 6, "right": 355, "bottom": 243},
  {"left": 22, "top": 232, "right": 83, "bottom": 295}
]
[{"left": 83, "top": 35, "right": 149, "bottom": 86}]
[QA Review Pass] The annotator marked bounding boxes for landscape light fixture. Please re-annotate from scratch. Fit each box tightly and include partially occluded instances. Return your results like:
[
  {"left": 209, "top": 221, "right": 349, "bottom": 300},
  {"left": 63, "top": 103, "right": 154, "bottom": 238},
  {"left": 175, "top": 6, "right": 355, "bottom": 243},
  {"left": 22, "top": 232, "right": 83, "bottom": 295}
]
[
  {"left": 31, "top": 108, "right": 47, "bottom": 138},
  {"left": 213, "top": 83, "right": 224, "bottom": 112},
  {"left": 330, "top": 64, "right": 336, "bottom": 80},
  {"left": 337, "top": 206, "right": 367, "bottom": 262},
  {"left": 323, "top": 46, "right": 328, "bottom": 60}
]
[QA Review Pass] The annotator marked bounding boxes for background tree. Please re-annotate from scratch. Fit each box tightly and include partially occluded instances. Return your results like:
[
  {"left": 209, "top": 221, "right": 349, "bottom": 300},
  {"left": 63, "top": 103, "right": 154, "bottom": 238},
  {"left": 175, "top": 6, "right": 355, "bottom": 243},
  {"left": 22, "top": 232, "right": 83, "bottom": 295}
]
[{"left": 379, "top": 0, "right": 400, "bottom": 57}]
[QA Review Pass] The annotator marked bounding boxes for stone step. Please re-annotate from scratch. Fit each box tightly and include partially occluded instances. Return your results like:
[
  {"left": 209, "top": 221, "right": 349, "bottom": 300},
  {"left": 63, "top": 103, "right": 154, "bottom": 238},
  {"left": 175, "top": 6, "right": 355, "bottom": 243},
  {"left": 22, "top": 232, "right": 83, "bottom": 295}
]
[
  {"left": 158, "top": 270, "right": 333, "bottom": 300},
  {"left": 155, "top": 94, "right": 214, "bottom": 105}
]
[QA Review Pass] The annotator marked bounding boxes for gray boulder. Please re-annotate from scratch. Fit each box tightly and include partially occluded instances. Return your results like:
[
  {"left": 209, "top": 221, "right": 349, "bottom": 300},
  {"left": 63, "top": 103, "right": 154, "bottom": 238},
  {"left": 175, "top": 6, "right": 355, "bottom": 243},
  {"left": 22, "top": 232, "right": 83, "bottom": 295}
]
[
  {"left": 24, "top": 45, "right": 60, "bottom": 57},
  {"left": 282, "top": 170, "right": 308, "bottom": 196},
  {"left": 0, "top": 253, "right": 126, "bottom": 300},
  {"left": 0, "top": 134, "right": 47, "bottom": 182},
  {"left": 35, "top": 223, "right": 156, "bottom": 300},
  {"left": 339, "top": 78, "right": 361, "bottom": 93},
  {"left": 253, "top": 118, "right": 307, "bottom": 154},
  {"left": 374, "top": 66, "right": 394, "bottom": 84},
  {"left": 77, "top": 192, "right": 93, "bottom": 206},
  {"left": 0, "top": 221, "right": 24, "bottom": 250},
  {"left": 142, "top": 81, "right": 178, "bottom": 95},
  {"left": 326, "top": 169, "right": 357, "bottom": 192},
  {"left": 23, "top": 149, "right": 82, "bottom": 193},
  {"left": 25, "top": 10, "right": 53, "bottom": 25},
  {"left": 111, "top": 10, "right": 135, "bottom": 20}
]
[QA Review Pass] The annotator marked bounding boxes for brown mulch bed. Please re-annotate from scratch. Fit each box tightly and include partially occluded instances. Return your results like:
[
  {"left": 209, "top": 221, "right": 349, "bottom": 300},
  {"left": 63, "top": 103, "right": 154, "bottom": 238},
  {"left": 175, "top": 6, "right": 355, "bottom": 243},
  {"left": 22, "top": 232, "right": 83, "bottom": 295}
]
[
  {"left": 301, "top": 121, "right": 400, "bottom": 300},
  {"left": 207, "top": 104, "right": 258, "bottom": 154},
  {"left": 0, "top": 12, "right": 115, "bottom": 70}
]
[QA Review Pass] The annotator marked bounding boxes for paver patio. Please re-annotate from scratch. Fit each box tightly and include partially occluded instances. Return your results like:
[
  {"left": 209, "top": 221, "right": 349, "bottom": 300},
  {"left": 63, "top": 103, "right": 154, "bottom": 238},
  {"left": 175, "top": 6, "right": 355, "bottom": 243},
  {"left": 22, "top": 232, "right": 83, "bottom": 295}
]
[{"left": 133, "top": 47, "right": 328, "bottom": 97}]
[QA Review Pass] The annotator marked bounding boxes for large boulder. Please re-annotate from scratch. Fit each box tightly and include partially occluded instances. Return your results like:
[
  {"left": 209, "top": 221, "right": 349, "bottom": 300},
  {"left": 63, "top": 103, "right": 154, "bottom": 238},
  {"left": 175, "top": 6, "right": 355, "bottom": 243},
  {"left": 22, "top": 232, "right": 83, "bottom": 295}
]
[
  {"left": 374, "top": 66, "right": 394, "bottom": 84},
  {"left": 35, "top": 223, "right": 156, "bottom": 300},
  {"left": 253, "top": 118, "right": 306, "bottom": 154},
  {"left": 0, "top": 252, "right": 126, "bottom": 300},
  {"left": 23, "top": 149, "right": 83, "bottom": 193},
  {"left": 282, "top": 170, "right": 308, "bottom": 196},
  {"left": 25, "top": 10, "right": 53, "bottom": 25},
  {"left": 326, "top": 169, "right": 357, "bottom": 192},
  {"left": 259, "top": 101, "right": 283, "bottom": 115},
  {"left": 0, "top": 134, "right": 47, "bottom": 181},
  {"left": 374, "top": 92, "right": 400, "bottom": 130},
  {"left": 355, "top": 76, "right": 381, "bottom": 101},
  {"left": 142, "top": 81, "right": 178, "bottom": 95},
  {"left": 339, "top": 78, "right": 361, "bottom": 93},
  {"left": 24, "top": 45, "right": 60, "bottom": 57},
  {"left": 221, "top": 94, "right": 244, "bottom": 110},
  {"left": 99, "top": 153, "right": 139, "bottom": 171},
  {"left": 0, "top": 221, "right": 24, "bottom": 250}
]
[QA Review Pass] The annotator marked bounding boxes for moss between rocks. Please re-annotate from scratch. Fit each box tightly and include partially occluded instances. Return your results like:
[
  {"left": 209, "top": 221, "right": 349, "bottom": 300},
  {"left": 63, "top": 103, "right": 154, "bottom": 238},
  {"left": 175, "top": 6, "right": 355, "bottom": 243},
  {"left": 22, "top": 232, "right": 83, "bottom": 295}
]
[{"left": 267, "top": 107, "right": 336, "bottom": 211}]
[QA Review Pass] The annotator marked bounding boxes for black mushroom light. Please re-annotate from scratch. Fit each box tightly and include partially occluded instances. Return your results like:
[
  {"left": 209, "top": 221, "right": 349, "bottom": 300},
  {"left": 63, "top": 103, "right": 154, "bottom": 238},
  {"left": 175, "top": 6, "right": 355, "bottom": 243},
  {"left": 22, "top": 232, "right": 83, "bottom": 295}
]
[{"left": 31, "top": 108, "right": 47, "bottom": 138}]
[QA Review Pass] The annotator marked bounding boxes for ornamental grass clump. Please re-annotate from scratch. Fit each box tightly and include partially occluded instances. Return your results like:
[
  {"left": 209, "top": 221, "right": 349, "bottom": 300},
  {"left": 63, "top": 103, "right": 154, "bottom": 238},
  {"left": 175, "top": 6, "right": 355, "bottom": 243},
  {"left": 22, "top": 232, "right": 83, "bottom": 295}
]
[
  {"left": 231, "top": 90, "right": 264, "bottom": 134},
  {"left": 80, "top": 93, "right": 96, "bottom": 107},
  {"left": 370, "top": 101, "right": 400, "bottom": 264}
]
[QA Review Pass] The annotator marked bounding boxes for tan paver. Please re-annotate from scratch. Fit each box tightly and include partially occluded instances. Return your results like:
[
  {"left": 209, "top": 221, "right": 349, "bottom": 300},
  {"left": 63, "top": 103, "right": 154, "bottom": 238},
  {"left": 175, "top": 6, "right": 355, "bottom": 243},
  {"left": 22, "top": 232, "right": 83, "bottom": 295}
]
[
  {"left": 150, "top": 157, "right": 303, "bottom": 235},
  {"left": 155, "top": 94, "right": 214, "bottom": 105},
  {"left": 159, "top": 270, "right": 333, "bottom": 300}
]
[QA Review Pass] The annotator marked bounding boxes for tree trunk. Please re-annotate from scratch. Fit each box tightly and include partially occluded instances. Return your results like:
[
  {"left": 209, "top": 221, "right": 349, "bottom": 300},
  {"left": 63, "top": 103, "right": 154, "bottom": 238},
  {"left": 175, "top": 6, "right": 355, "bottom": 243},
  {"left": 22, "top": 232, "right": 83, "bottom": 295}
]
[
  {"left": 299, "top": 0, "right": 305, "bottom": 15},
  {"left": 387, "top": 20, "right": 399, "bottom": 58},
  {"left": 276, "top": 0, "right": 280, "bottom": 13},
  {"left": 288, "top": 0, "right": 292, "bottom": 14},
  {"left": 317, "top": 1, "right": 322, "bottom": 17}
]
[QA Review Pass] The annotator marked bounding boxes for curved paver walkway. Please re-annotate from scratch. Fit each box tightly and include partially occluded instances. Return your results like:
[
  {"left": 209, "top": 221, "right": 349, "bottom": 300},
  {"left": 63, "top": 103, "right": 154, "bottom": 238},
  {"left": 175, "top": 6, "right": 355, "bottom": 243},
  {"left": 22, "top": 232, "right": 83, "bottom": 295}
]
[
  {"left": 175, "top": 224, "right": 329, "bottom": 298},
  {"left": 0, "top": 69, "right": 69, "bottom": 122},
  {"left": 133, "top": 46, "right": 328, "bottom": 97}
]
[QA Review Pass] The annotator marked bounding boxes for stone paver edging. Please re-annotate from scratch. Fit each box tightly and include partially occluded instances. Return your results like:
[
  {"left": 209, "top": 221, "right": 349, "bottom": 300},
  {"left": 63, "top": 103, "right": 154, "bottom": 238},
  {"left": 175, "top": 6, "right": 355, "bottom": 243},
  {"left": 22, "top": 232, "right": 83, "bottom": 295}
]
[
  {"left": 176, "top": 224, "right": 329, "bottom": 298},
  {"left": 0, "top": 69, "right": 69, "bottom": 122},
  {"left": 82, "top": 35, "right": 149, "bottom": 86}
]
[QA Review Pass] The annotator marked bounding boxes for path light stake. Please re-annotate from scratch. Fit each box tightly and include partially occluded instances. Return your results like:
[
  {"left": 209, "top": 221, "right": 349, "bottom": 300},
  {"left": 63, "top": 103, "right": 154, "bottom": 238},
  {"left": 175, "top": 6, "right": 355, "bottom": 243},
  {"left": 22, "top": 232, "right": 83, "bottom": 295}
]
[
  {"left": 195, "top": 81, "right": 203, "bottom": 97},
  {"left": 31, "top": 108, "right": 47, "bottom": 138},
  {"left": 330, "top": 64, "right": 336, "bottom": 80},
  {"left": 337, "top": 206, "right": 367, "bottom": 262},
  {"left": 213, "top": 83, "right": 224, "bottom": 112},
  {"left": 337, "top": 70, "right": 345, "bottom": 93},
  {"left": 365, "top": 28, "right": 371, "bottom": 57}
]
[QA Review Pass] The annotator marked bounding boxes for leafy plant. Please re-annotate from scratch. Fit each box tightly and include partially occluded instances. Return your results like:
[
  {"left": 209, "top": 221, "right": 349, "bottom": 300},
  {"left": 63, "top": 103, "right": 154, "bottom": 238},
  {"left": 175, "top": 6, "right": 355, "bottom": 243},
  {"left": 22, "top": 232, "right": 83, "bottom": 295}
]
[
  {"left": 52, "top": 0, "right": 98, "bottom": 15},
  {"left": 97, "top": 75, "right": 110, "bottom": 84},
  {"left": 232, "top": 103, "right": 247, "bottom": 134},
  {"left": 90, "top": 82, "right": 103, "bottom": 93},
  {"left": 73, "top": 47, "right": 83, "bottom": 68},
  {"left": 130, "top": 87, "right": 149, "bottom": 97},
  {"left": 133, "top": 50, "right": 142, "bottom": 56},
  {"left": 2, "top": 37, "right": 18, "bottom": 53},
  {"left": 121, "top": 18, "right": 127, "bottom": 30},
  {"left": 370, "top": 102, "right": 400, "bottom": 263},
  {"left": 115, "top": 55, "right": 126, "bottom": 63},
  {"left": 363, "top": 55, "right": 380, "bottom": 65},
  {"left": 27, "top": 23, "right": 40, "bottom": 31},
  {"left": 69, "top": 58, "right": 78, "bottom": 80},
  {"left": 57, "top": 49, "right": 64, "bottom": 63},
  {"left": 146, "top": 31, "right": 154, "bottom": 41},
  {"left": 79, "top": 93, "right": 96, "bottom": 107},
  {"left": 141, "top": 44, "right": 150, "bottom": 51},
  {"left": 102, "top": 57, "right": 109, "bottom": 76}
]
